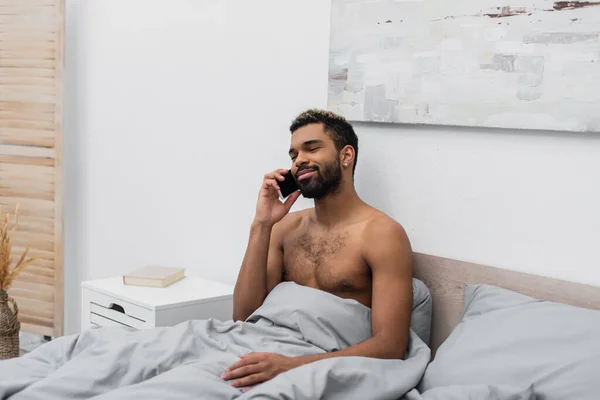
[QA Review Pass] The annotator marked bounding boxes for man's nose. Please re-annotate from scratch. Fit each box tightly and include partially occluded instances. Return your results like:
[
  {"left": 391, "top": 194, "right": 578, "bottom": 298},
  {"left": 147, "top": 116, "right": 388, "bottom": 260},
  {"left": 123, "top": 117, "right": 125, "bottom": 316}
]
[{"left": 294, "top": 154, "right": 309, "bottom": 169}]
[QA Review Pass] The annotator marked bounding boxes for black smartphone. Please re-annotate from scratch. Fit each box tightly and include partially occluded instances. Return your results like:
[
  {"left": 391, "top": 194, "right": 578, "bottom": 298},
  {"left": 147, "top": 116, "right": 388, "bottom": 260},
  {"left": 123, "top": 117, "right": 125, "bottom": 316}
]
[{"left": 278, "top": 170, "right": 299, "bottom": 199}]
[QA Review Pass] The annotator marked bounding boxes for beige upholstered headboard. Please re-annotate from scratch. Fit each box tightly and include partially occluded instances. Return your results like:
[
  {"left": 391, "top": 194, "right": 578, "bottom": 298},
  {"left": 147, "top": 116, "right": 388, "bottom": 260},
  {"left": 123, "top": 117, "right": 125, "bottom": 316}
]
[{"left": 412, "top": 252, "right": 600, "bottom": 355}]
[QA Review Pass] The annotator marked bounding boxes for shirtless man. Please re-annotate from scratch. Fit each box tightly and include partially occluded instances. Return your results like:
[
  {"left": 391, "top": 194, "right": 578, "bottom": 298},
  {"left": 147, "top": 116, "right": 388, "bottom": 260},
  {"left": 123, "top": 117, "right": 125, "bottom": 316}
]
[{"left": 222, "top": 109, "right": 413, "bottom": 391}]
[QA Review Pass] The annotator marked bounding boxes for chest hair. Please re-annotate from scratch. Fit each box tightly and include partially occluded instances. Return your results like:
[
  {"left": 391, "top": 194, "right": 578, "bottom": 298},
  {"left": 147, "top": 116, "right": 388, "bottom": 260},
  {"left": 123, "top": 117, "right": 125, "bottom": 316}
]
[{"left": 296, "top": 230, "right": 348, "bottom": 270}]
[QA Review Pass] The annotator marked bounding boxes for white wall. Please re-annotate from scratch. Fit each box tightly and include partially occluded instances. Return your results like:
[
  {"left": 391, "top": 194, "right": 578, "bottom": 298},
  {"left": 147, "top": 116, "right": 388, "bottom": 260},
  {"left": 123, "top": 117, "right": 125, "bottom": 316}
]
[{"left": 64, "top": 0, "right": 600, "bottom": 334}]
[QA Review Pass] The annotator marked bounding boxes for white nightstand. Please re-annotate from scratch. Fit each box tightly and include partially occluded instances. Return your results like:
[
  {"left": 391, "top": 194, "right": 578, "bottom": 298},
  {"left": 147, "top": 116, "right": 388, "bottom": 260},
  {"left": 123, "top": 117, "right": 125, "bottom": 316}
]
[{"left": 81, "top": 275, "right": 234, "bottom": 331}]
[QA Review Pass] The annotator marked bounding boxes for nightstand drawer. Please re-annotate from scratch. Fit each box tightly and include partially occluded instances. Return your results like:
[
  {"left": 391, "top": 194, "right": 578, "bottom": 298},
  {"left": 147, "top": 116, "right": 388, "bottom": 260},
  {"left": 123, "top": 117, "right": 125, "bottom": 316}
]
[
  {"left": 90, "top": 303, "right": 147, "bottom": 329},
  {"left": 90, "top": 313, "right": 135, "bottom": 328},
  {"left": 85, "top": 289, "right": 154, "bottom": 329}
]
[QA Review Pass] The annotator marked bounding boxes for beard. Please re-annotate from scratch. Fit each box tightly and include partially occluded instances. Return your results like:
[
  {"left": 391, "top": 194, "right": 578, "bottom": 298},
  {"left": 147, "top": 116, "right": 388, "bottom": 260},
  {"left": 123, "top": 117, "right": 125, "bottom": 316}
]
[{"left": 296, "top": 158, "right": 343, "bottom": 199}]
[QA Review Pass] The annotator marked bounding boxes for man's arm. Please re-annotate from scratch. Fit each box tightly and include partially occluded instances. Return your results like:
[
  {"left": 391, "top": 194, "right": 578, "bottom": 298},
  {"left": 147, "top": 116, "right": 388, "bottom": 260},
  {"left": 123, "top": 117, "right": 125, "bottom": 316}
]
[
  {"left": 232, "top": 169, "right": 300, "bottom": 322},
  {"left": 232, "top": 221, "right": 285, "bottom": 322},
  {"left": 296, "top": 217, "right": 413, "bottom": 363},
  {"left": 223, "top": 216, "right": 413, "bottom": 390}
]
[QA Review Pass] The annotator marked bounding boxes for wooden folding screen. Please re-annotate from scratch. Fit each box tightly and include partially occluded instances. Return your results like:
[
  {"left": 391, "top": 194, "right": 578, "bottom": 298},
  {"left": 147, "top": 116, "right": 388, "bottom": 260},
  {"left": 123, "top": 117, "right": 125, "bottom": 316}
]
[{"left": 0, "top": 0, "right": 64, "bottom": 337}]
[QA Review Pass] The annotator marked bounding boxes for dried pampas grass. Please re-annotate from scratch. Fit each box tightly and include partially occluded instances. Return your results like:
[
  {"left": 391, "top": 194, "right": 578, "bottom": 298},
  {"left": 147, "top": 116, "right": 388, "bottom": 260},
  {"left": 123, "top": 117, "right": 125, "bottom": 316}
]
[{"left": 0, "top": 205, "right": 35, "bottom": 294}]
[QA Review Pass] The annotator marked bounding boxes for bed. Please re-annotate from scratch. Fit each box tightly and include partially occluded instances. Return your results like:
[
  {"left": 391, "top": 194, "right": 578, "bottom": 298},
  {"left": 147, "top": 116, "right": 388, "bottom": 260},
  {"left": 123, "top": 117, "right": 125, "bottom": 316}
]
[
  {"left": 1, "top": 252, "right": 600, "bottom": 400},
  {"left": 412, "top": 252, "right": 600, "bottom": 355},
  {"left": 410, "top": 252, "right": 600, "bottom": 400}
]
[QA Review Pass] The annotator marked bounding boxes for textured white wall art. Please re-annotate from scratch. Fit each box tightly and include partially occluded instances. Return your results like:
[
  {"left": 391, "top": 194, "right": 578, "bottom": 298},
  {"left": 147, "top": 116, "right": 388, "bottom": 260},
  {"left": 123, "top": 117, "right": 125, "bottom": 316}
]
[{"left": 327, "top": 0, "right": 600, "bottom": 132}]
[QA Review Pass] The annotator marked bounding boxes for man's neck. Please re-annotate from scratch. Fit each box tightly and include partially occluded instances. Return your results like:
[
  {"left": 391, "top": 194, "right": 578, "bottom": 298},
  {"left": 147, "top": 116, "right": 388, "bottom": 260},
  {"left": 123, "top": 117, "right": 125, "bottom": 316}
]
[{"left": 312, "top": 181, "right": 363, "bottom": 228}]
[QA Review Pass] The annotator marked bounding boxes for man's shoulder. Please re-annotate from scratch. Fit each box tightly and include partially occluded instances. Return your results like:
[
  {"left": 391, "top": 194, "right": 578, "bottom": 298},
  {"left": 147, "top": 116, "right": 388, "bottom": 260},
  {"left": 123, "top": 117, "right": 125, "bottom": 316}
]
[
  {"left": 361, "top": 209, "right": 412, "bottom": 272},
  {"left": 288, "top": 207, "right": 313, "bottom": 219},
  {"left": 273, "top": 208, "right": 312, "bottom": 234},
  {"left": 284, "top": 208, "right": 312, "bottom": 225},
  {"left": 362, "top": 209, "right": 409, "bottom": 246}
]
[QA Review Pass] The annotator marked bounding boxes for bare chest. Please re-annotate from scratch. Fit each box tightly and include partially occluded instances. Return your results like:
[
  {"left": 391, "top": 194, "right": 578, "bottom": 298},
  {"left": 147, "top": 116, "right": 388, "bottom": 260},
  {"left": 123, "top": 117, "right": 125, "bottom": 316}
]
[{"left": 282, "top": 229, "right": 371, "bottom": 295}]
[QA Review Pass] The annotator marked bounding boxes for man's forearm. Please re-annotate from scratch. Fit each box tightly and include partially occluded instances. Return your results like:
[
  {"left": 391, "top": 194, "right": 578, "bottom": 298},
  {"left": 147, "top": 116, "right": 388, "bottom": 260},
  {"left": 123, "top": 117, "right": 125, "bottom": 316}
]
[
  {"left": 232, "top": 221, "right": 273, "bottom": 321},
  {"left": 294, "top": 333, "right": 406, "bottom": 366}
]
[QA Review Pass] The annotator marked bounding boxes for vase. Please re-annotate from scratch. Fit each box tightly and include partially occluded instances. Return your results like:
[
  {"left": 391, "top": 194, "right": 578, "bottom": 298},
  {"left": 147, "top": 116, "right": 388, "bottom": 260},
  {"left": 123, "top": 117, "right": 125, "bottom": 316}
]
[{"left": 0, "top": 290, "right": 20, "bottom": 360}]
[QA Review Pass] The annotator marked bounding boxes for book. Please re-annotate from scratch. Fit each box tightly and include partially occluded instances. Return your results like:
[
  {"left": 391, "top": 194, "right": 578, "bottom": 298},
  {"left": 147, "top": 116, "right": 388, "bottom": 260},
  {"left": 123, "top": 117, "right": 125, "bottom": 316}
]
[{"left": 122, "top": 266, "right": 185, "bottom": 288}]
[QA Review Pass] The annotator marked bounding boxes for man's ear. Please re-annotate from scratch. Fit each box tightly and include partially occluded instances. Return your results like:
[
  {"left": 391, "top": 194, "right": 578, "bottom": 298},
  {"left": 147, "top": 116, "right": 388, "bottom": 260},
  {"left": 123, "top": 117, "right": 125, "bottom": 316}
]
[{"left": 340, "top": 145, "right": 355, "bottom": 168}]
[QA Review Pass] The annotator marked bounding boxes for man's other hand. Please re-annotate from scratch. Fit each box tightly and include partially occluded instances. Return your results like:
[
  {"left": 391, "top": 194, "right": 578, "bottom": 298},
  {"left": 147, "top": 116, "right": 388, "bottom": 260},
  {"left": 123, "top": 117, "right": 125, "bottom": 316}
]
[
  {"left": 254, "top": 169, "right": 300, "bottom": 227},
  {"left": 221, "top": 352, "right": 301, "bottom": 392}
]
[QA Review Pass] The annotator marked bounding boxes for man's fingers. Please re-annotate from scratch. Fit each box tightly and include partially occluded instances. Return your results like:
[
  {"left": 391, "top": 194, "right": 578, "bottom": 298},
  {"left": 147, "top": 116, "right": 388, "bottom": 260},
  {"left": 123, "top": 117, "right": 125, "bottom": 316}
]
[
  {"left": 264, "top": 170, "right": 288, "bottom": 182},
  {"left": 264, "top": 173, "right": 282, "bottom": 182},
  {"left": 275, "top": 169, "right": 289, "bottom": 181},
  {"left": 223, "top": 353, "right": 261, "bottom": 376},
  {"left": 242, "top": 352, "right": 266, "bottom": 361},
  {"left": 229, "top": 373, "right": 268, "bottom": 388},
  {"left": 262, "top": 179, "right": 280, "bottom": 192},
  {"left": 222, "top": 363, "right": 263, "bottom": 380},
  {"left": 226, "top": 357, "right": 254, "bottom": 373},
  {"left": 283, "top": 190, "right": 301, "bottom": 209}
]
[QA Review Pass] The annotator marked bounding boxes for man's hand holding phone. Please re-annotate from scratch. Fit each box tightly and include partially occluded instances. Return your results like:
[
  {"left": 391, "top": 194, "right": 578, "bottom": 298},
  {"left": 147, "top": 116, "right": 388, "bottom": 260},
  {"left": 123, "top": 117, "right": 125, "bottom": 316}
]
[{"left": 254, "top": 169, "right": 300, "bottom": 227}]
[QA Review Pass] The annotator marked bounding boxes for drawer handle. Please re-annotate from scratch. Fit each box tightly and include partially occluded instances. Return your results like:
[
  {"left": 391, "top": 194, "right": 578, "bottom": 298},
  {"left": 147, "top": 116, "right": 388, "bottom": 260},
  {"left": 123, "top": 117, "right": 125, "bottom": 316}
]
[{"left": 108, "top": 303, "right": 125, "bottom": 314}]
